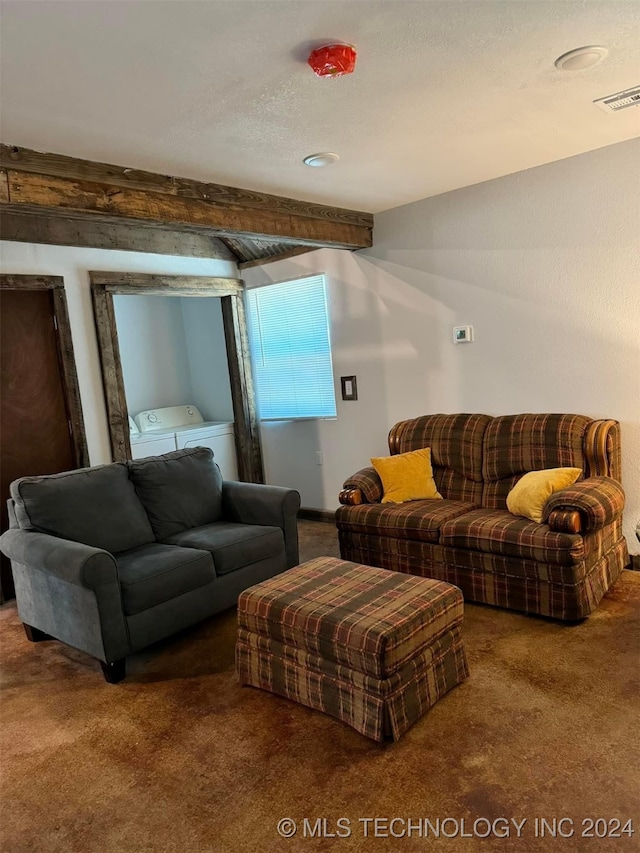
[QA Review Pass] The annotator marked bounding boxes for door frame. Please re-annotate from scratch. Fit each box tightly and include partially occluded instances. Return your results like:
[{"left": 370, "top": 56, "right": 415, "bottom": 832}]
[
  {"left": 0, "top": 274, "right": 89, "bottom": 468},
  {"left": 89, "top": 272, "right": 264, "bottom": 483}
]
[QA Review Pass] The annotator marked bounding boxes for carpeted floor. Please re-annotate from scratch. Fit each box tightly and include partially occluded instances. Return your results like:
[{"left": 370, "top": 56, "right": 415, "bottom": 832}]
[{"left": 1, "top": 520, "right": 638, "bottom": 853}]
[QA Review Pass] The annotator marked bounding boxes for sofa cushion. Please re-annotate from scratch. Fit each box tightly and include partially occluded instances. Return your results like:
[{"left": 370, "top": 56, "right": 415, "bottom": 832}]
[
  {"left": 11, "top": 464, "right": 155, "bottom": 554},
  {"left": 115, "top": 543, "right": 215, "bottom": 615},
  {"left": 439, "top": 519, "right": 623, "bottom": 583},
  {"left": 482, "top": 414, "right": 590, "bottom": 509},
  {"left": 128, "top": 447, "right": 223, "bottom": 540},
  {"left": 162, "top": 522, "right": 285, "bottom": 576},
  {"left": 335, "top": 500, "right": 479, "bottom": 544},
  {"left": 389, "top": 414, "right": 491, "bottom": 503},
  {"left": 440, "top": 509, "right": 583, "bottom": 565}
]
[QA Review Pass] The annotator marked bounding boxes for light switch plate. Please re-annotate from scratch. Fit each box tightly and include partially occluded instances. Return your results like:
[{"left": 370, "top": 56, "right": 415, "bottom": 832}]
[{"left": 341, "top": 375, "right": 358, "bottom": 400}]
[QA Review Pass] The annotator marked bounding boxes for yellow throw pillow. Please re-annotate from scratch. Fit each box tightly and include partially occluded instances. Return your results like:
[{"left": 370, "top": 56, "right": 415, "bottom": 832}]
[
  {"left": 506, "top": 467, "right": 582, "bottom": 524},
  {"left": 371, "top": 448, "right": 442, "bottom": 504}
]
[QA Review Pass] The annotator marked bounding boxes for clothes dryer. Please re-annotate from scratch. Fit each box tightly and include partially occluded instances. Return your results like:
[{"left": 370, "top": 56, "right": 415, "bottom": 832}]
[
  {"left": 134, "top": 405, "right": 238, "bottom": 479},
  {"left": 173, "top": 420, "right": 237, "bottom": 480}
]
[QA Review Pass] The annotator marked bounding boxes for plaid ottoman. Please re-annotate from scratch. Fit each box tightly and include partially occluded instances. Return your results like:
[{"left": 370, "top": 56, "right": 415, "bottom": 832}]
[{"left": 235, "top": 556, "right": 469, "bottom": 742}]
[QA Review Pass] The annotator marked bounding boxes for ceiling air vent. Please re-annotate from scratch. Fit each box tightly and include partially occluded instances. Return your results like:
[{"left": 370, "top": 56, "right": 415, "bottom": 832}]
[{"left": 593, "top": 85, "right": 640, "bottom": 113}]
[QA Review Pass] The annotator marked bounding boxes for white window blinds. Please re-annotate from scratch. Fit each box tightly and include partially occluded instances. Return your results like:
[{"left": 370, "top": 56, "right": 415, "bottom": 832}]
[{"left": 246, "top": 274, "right": 337, "bottom": 421}]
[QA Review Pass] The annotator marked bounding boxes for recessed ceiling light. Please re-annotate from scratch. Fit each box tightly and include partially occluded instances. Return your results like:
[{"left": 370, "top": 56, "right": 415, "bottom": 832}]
[
  {"left": 555, "top": 46, "right": 608, "bottom": 71},
  {"left": 303, "top": 152, "right": 340, "bottom": 167}
]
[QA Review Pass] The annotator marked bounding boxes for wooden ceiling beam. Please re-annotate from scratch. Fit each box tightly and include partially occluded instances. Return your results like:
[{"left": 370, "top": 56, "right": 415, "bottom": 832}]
[
  {"left": 0, "top": 210, "right": 238, "bottom": 260},
  {"left": 0, "top": 145, "right": 373, "bottom": 249},
  {"left": 3, "top": 171, "right": 370, "bottom": 249}
]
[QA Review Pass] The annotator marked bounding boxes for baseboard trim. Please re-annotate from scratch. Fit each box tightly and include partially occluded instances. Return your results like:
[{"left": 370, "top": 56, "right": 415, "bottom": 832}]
[{"left": 298, "top": 507, "right": 336, "bottom": 524}]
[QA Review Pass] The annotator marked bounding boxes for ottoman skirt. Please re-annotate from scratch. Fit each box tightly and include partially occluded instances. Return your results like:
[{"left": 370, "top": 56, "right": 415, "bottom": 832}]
[{"left": 236, "top": 624, "right": 468, "bottom": 742}]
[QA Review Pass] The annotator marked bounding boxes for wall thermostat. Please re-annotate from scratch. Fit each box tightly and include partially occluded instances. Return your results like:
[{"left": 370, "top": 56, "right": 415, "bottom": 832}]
[{"left": 453, "top": 325, "right": 474, "bottom": 344}]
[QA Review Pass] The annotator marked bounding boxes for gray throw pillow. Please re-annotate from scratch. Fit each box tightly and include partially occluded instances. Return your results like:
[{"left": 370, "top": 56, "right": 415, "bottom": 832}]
[
  {"left": 127, "top": 447, "right": 223, "bottom": 541},
  {"left": 11, "top": 463, "right": 155, "bottom": 553}
]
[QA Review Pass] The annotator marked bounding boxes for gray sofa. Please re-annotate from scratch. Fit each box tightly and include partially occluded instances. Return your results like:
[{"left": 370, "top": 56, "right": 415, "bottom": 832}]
[{"left": 0, "top": 447, "right": 300, "bottom": 682}]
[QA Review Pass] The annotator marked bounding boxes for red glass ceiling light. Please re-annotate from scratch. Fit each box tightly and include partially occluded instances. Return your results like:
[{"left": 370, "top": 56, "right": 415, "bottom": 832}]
[{"left": 308, "top": 44, "right": 357, "bottom": 78}]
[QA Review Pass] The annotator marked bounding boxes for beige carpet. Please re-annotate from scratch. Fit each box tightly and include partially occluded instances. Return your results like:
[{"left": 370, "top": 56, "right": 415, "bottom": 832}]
[{"left": 1, "top": 520, "right": 638, "bottom": 853}]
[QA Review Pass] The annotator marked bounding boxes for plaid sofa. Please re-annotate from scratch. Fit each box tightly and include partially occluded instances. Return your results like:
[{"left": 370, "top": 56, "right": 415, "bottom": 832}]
[{"left": 336, "top": 414, "right": 628, "bottom": 620}]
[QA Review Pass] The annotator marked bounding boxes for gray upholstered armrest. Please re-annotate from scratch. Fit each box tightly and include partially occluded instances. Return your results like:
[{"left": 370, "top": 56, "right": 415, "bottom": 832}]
[
  {"left": 0, "top": 529, "right": 118, "bottom": 589},
  {"left": 221, "top": 481, "right": 301, "bottom": 567},
  {"left": 221, "top": 481, "right": 301, "bottom": 524}
]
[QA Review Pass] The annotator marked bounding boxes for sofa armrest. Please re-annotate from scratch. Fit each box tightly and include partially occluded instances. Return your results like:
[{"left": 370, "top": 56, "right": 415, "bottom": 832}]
[
  {"left": 0, "top": 529, "right": 118, "bottom": 589},
  {"left": 221, "top": 481, "right": 301, "bottom": 568},
  {"left": 547, "top": 509, "right": 583, "bottom": 534},
  {"left": 339, "top": 467, "right": 383, "bottom": 506},
  {"left": 1, "top": 529, "right": 129, "bottom": 663},
  {"left": 544, "top": 477, "right": 625, "bottom": 533}
]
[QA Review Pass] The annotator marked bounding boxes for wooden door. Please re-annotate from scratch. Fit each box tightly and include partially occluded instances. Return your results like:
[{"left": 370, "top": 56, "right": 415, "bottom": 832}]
[{"left": 0, "top": 287, "right": 78, "bottom": 600}]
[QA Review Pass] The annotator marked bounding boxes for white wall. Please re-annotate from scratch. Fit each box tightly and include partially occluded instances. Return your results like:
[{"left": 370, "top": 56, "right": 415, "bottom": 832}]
[
  {"left": 180, "top": 297, "right": 234, "bottom": 422},
  {"left": 0, "top": 242, "right": 237, "bottom": 464},
  {"left": 114, "top": 294, "right": 194, "bottom": 417},
  {"left": 112, "top": 294, "right": 234, "bottom": 422},
  {"left": 244, "top": 139, "right": 640, "bottom": 553}
]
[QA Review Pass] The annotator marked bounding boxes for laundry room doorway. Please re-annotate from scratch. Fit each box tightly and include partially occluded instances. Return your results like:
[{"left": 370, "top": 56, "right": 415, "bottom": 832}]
[{"left": 90, "top": 272, "right": 263, "bottom": 483}]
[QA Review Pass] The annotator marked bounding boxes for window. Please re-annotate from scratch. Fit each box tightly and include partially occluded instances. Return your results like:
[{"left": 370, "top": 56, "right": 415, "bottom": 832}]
[{"left": 246, "top": 274, "right": 337, "bottom": 420}]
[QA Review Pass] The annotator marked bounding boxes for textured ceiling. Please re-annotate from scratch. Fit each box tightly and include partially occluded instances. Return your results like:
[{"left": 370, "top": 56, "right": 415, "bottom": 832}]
[{"left": 1, "top": 0, "right": 639, "bottom": 213}]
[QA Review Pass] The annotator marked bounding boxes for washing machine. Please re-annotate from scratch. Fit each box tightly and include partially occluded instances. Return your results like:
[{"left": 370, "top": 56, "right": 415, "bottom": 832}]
[
  {"left": 128, "top": 416, "right": 177, "bottom": 460},
  {"left": 134, "top": 405, "right": 238, "bottom": 480}
]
